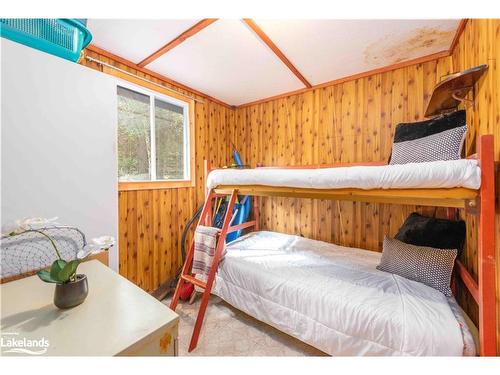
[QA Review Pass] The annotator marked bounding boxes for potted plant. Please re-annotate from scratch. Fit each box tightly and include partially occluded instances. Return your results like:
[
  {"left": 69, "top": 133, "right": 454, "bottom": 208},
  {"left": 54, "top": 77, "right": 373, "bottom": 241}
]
[{"left": 5, "top": 217, "right": 115, "bottom": 309}]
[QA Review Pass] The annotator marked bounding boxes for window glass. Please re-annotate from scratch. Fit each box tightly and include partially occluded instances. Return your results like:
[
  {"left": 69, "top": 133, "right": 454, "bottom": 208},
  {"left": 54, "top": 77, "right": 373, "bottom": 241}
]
[
  {"left": 117, "top": 86, "right": 151, "bottom": 181},
  {"left": 116, "top": 85, "right": 190, "bottom": 183},
  {"left": 155, "top": 99, "right": 185, "bottom": 180}
]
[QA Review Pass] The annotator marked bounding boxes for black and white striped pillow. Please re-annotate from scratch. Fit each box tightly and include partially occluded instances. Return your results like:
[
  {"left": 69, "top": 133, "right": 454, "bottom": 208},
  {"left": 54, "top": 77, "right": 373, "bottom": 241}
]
[
  {"left": 377, "top": 236, "right": 457, "bottom": 296},
  {"left": 389, "top": 110, "right": 467, "bottom": 165}
]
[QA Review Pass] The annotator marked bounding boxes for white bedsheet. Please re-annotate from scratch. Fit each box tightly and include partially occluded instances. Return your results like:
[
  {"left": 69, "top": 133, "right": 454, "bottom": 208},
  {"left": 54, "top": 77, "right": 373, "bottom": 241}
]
[
  {"left": 207, "top": 159, "right": 480, "bottom": 190},
  {"left": 212, "top": 231, "right": 470, "bottom": 356}
]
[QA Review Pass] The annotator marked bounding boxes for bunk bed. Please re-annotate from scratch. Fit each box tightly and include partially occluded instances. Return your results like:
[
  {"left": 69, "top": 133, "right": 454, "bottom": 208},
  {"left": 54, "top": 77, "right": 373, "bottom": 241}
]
[
  {"left": 170, "top": 134, "right": 496, "bottom": 356},
  {"left": 170, "top": 66, "right": 497, "bottom": 356}
]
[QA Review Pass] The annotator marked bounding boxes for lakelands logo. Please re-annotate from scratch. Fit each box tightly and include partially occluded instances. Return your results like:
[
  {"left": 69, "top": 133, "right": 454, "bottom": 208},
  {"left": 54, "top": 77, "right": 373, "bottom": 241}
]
[{"left": 1, "top": 332, "right": 50, "bottom": 355}]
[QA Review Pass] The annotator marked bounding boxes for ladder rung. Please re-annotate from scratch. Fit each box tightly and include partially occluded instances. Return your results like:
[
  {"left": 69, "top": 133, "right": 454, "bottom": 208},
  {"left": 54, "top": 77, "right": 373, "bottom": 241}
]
[
  {"left": 181, "top": 274, "right": 207, "bottom": 289},
  {"left": 228, "top": 220, "right": 256, "bottom": 233}
]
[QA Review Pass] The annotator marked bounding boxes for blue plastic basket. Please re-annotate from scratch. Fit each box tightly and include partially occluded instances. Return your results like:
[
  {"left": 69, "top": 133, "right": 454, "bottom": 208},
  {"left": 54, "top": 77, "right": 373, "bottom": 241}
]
[{"left": 0, "top": 19, "right": 92, "bottom": 62}]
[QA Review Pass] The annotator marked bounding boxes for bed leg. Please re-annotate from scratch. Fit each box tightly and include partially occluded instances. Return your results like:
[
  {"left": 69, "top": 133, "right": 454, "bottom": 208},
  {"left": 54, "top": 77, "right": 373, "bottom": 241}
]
[
  {"left": 204, "top": 160, "right": 213, "bottom": 226},
  {"left": 253, "top": 196, "right": 260, "bottom": 231},
  {"left": 477, "top": 134, "right": 497, "bottom": 356},
  {"left": 447, "top": 207, "right": 458, "bottom": 297}
]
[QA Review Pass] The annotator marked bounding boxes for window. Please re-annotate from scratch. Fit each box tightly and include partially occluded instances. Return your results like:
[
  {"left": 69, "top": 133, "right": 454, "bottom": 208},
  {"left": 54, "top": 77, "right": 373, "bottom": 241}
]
[{"left": 117, "top": 84, "right": 193, "bottom": 189}]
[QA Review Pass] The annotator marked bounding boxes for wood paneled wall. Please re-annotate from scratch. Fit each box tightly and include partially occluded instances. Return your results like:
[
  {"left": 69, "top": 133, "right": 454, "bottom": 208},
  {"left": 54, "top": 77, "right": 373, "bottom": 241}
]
[
  {"left": 231, "top": 57, "right": 455, "bottom": 249},
  {"left": 81, "top": 49, "right": 234, "bottom": 292}
]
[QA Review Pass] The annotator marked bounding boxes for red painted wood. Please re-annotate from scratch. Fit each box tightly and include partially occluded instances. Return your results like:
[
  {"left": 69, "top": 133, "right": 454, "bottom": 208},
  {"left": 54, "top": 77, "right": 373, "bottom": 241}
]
[
  {"left": 477, "top": 134, "right": 497, "bottom": 356},
  {"left": 227, "top": 220, "right": 256, "bottom": 233},
  {"left": 253, "top": 196, "right": 260, "bottom": 231},
  {"left": 204, "top": 160, "right": 212, "bottom": 226},
  {"left": 170, "top": 191, "right": 217, "bottom": 311},
  {"left": 455, "top": 260, "right": 479, "bottom": 303},
  {"left": 181, "top": 274, "right": 207, "bottom": 289},
  {"left": 254, "top": 164, "right": 263, "bottom": 231},
  {"left": 448, "top": 207, "right": 459, "bottom": 296}
]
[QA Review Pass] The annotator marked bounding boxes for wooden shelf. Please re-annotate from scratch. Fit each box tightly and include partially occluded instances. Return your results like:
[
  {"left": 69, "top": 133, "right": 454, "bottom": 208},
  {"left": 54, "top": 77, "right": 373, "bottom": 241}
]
[{"left": 425, "top": 64, "right": 488, "bottom": 117}]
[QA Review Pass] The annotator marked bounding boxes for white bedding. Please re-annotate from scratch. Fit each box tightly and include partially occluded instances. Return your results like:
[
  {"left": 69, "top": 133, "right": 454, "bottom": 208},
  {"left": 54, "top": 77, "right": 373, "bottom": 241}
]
[
  {"left": 207, "top": 159, "right": 481, "bottom": 190},
  {"left": 212, "top": 231, "right": 473, "bottom": 356}
]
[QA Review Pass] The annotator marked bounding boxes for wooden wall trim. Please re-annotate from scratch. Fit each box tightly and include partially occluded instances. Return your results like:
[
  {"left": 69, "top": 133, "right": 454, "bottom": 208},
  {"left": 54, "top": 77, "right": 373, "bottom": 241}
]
[
  {"left": 449, "top": 19, "right": 469, "bottom": 54},
  {"left": 236, "top": 50, "right": 451, "bottom": 108},
  {"left": 237, "top": 18, "right": 468, "bottom": 109},
  {"left": 242, "top": 18, "right": 312, "bottom": 88},
  {"left": 85, "top": 44, "right": 233, "bottom": 109},
  {"left": 137, "top": 19, "right": 218, "bottom": 67},
  {"left": 100, "top": 62, "right": 197, "bottom": 104}
]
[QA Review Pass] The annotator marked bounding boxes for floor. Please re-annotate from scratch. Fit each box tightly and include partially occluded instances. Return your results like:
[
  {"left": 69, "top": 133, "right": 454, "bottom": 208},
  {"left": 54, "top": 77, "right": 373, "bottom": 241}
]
[{"left": 163, "top": 295, "right": 326, "bottom": 356}]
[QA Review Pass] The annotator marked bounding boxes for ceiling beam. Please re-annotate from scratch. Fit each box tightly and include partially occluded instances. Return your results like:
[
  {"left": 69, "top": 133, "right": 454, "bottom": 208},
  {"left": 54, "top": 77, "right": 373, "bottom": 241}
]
[
  {"left": 242, "top": 18, "right": 312, "bottom": 88},
  {"left": 138, "top": 18, "right": 218, "bottom": 67},
  {"left": 85, "top": 44, "right": 233, "bottom": 109}
]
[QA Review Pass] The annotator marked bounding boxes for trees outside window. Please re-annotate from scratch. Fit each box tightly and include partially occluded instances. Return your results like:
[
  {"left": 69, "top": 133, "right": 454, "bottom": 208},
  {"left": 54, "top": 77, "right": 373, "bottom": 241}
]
[{"left": 117, "top": 85, "right": 190, "bottom": 183}]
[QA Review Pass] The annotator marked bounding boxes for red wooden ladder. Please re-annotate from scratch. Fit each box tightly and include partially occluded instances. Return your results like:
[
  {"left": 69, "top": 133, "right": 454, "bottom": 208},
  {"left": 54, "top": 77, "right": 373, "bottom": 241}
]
[{"left": 170, "top": 188, "right": 257, "bottom": 352}]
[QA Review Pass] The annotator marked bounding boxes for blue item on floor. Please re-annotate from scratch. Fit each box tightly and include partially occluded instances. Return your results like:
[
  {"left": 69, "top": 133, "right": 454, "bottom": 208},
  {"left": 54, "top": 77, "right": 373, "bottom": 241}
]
[{"left": 226, "top": 196, "right": 252, "bottom": 243}]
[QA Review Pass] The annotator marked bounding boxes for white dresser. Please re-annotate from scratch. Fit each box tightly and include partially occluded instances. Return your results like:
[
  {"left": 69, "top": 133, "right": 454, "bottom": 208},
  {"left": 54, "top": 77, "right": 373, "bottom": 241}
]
[{"left": 1, "top": 260, "right": 179, "bottom": 356}]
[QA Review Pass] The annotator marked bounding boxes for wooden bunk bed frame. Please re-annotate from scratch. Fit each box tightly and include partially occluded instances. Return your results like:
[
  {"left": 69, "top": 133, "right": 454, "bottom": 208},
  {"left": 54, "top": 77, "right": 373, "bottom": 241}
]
[{"left": 170, "top": 134, "right": 497, "bottom": 356}]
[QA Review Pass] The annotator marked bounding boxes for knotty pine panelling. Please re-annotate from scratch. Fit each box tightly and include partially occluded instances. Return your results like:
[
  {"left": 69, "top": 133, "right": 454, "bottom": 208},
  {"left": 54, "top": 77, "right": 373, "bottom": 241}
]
[
  {"left": 81, "top": 49, "right": 234, "bottom": 292},
  {"left": 231, "top": 57, "right": 455, "bottom": 250}
]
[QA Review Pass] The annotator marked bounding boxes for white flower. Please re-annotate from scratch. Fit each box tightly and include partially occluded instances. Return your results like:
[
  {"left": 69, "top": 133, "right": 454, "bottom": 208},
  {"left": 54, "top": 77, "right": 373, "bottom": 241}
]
[
  {"left": 1, "top": 223, "right": 22, "bottom": 236},
  {"left": 91, "top": 235, "right": 115, "bottom": 250},
  {"left": 77, "top": 236, "right": 115, "bottom": 260},
  {"left": 77, "top": 244, "right": 97, "bottom": 259},
  {"left": 15, "top": 217, "right": 59, "bottom": 230}
]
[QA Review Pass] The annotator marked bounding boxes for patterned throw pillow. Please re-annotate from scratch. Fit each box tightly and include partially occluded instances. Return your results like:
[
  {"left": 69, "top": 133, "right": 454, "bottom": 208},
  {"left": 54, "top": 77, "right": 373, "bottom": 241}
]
[
  {"left": 377, "top": 236, "right": 457, "bottom": 296},
  {"left": 390, "top": 126, "right": 467, "bottom": 165},
  {"left": 389, "top": 110, "right": 467, "bottom": 165}
]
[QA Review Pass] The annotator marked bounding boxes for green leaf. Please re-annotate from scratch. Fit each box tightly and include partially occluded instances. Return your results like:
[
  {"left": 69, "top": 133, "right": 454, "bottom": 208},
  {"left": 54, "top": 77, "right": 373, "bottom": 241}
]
[
  {"left": 49, "top": 259, "right": 67, "bottom": 283},
  {"left": 58, "top": 259, "right": 81, "bottom": 283},
  {"left": 37, "top": 270, "right": 58, "bottom": 283}
]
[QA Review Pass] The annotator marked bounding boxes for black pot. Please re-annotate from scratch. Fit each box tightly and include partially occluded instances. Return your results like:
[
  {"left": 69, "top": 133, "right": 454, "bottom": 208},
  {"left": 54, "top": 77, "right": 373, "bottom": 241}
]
[{"left": 53, "top": 274, "right": 88, "bottom": 309}]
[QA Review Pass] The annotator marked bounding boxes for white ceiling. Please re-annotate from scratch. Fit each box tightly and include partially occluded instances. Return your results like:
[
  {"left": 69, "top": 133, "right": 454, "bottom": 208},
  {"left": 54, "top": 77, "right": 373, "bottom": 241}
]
[
  {"left": 88, "top": 19, "right": 201, "bottom": 64},
  {"left": 88, "top": 19, "right": 461, "bottom": 106},
  {"left": 255, "top": 19, "right": 459, "bottom": 86},
  {"left": 146, "top": 19, "right": 304, "bottom": 106}
]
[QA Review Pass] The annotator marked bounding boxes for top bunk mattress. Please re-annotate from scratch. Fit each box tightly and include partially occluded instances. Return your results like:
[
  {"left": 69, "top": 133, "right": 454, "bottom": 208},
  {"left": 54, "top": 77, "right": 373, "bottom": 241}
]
[
  {"left": 212, "top": 231, "right": 474, "bottom": 356},
  {"left": 207, "top": 159, "right": 481, "bottom": 190}
]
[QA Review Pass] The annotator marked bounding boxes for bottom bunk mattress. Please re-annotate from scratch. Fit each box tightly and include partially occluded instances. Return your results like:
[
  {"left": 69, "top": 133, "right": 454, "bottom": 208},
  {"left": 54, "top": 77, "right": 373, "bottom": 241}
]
[{"left": 211, "top": 231, "right": 474, "bottom": 356}]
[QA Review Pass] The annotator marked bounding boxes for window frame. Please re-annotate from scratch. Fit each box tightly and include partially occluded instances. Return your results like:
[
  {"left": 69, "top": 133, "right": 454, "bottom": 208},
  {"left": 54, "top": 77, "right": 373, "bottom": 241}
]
[{"left": 114, "top": 78, "right": 195, "bottom": 191}]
